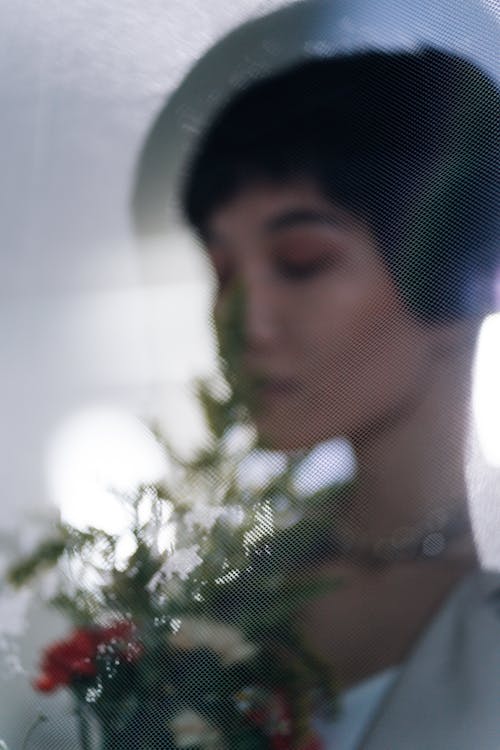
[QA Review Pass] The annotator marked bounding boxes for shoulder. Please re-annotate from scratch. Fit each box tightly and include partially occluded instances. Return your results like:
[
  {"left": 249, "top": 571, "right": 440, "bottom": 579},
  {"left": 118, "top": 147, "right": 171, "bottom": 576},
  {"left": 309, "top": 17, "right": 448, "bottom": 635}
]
[
  {"left": 452, "top": 565, "right": 500, "bottom": 629},
  {"left": 468, "top": 565, "right": 500, "bottom": 605},
  {"left": 360, "top": 567, "right": 500, "bottom": 750}
]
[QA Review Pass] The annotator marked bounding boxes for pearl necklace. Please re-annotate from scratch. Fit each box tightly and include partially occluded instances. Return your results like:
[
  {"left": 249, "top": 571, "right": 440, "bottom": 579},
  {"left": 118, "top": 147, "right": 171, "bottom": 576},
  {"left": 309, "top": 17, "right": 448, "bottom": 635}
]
[{"left": 328, "top": 504, "right": 473, "bottom": 565}]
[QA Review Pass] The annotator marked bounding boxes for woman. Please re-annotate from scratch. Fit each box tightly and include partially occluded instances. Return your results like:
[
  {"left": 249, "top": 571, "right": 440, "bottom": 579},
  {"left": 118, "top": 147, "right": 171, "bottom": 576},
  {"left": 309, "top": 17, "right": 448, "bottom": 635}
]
[{"left": 142, "top": 47, "right": 499, "bottom": 747}]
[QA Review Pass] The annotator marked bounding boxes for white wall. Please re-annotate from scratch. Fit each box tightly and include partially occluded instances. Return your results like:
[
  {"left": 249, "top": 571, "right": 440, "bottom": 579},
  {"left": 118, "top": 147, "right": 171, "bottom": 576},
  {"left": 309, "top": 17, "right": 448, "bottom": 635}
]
[{"left": 0, "top": 1, "right": 498, "bottom": 747}]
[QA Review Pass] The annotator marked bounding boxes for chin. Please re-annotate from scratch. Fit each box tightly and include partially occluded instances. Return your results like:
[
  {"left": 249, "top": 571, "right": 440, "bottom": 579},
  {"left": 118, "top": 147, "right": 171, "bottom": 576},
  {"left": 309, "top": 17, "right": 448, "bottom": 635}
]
[
  {"left": 256, "top": 434, "right": 309, "bottom": 452},
  {"left": 254, "top": 420, "right": 335, "bottom": 453}
]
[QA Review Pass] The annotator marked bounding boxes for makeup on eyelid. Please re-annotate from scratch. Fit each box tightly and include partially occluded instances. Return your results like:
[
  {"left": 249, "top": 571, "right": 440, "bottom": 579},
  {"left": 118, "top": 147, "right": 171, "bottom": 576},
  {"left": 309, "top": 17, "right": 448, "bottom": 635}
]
[
  {"left": 204, "top": 182, "right": 440, "bottom": 451},
  {"left": 274, "top": 236, "right": 342, "bottom": 272},
  {"left": 211, "top": 237, "right": 343, "bottom": 289}
]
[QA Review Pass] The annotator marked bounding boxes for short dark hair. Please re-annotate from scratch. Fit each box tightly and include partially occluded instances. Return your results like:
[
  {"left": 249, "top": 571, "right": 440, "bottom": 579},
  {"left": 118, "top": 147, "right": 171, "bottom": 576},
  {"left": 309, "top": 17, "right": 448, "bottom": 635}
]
[{"left": 182, "top": 47, "right": 499, "bottom": 322}]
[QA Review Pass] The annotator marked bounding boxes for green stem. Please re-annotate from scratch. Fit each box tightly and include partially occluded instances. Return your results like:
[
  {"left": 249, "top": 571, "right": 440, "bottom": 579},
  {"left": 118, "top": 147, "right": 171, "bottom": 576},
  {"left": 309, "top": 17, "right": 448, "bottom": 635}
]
[
  {"left": 75, "top": 701, "right": 92, "bottom": 750},
  {"left": 22, "top": 714, "right": 48, "bottom": 750}
]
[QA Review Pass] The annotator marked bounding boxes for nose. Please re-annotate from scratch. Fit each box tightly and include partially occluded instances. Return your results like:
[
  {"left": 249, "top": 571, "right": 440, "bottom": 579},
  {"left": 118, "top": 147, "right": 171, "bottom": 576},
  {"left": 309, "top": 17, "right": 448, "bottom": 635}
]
[
  {"left": 216, "top": 268, "right": 279, "bottom": 357},
  {"left": 242, "top": 274, "right": 279, "bottom": 352},
  {"left": 242, "top": 263, "right": 286, "bottom": 357}
]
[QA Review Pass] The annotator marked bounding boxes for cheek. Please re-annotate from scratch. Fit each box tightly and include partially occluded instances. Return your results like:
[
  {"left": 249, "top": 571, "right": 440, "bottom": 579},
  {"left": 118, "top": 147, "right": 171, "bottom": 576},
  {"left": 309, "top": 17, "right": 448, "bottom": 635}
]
[{"left": 308, "top": 294, "right": 429, "bottom": 408}]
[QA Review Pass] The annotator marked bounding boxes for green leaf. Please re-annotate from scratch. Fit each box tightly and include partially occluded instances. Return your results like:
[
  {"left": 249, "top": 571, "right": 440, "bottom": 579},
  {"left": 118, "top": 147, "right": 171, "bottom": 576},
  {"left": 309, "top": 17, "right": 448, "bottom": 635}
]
[{"left": 7, "top": 535, "right": 68, "bottom": 586}]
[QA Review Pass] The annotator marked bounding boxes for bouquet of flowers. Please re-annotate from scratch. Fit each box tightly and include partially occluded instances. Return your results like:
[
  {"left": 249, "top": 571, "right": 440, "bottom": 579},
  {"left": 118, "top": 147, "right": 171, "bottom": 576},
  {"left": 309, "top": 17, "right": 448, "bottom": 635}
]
[{"left": 7, "top": 376, "right": 348, "bottom": 750}]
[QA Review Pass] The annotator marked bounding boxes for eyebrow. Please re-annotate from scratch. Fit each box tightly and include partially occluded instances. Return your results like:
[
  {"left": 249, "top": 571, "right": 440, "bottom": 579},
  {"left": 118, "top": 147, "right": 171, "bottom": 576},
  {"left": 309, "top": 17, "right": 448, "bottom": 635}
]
[
  {"left": 204, "top": 208, "right": 344, "bottom": 249},
  {"left": 265, "top": 208, "right": 344, "bottom": 233}
]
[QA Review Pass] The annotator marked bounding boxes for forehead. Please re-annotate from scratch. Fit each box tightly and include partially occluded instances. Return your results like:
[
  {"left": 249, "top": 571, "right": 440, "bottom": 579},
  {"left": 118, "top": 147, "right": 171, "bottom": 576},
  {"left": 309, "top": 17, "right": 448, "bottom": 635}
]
[{"left": 204, "top": 179, "right": 363, "bottom": 247}]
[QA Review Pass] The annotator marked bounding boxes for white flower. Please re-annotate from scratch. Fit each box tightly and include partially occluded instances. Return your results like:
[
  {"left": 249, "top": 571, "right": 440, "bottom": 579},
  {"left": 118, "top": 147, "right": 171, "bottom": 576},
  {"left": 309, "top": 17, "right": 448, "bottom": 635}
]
[
  {"left": 184, "top": 503, "right": 225, "bottom": 533},
  {"left": 222, "top": 424, "right": 256, "bottom": 456},
  {"left": 171, "top": 709, "right": 224, "bottom": 749},
  {"left": 147, "top": 573, "right": 186, "bottom": 603},
  {"left": 272, "top": 495, "right": 302, "bottom": 530},
  {"left": 156, "top": 544, "right": 203, "bottom": 585},
  {"left": 37, "top": 568, "right": 61, "bottom": 601},
  {"left": 219, "top": 504, "right": 245, "bottom": 528},
  {"left": 167, "top": 617, "right": 259, "bottom": 666},
  {"left": 291, "top": 437, "right": 356, "bottom": 496},
  {"left": 236, "top": 449, "right": 287, "bottom": 492}
]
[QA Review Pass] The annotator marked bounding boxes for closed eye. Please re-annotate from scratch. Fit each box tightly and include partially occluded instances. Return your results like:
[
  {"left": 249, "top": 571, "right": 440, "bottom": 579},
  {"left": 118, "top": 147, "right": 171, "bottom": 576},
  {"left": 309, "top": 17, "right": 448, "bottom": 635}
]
[{"left": 275, "top": 254, "right": 334, "bottom": 280}]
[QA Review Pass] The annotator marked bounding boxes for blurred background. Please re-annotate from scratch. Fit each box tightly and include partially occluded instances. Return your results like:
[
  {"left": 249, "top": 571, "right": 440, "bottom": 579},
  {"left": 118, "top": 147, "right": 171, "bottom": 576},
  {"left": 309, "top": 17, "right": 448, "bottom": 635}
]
[{"left": 0, "top": 0, "right": 498, "bottom": 746}]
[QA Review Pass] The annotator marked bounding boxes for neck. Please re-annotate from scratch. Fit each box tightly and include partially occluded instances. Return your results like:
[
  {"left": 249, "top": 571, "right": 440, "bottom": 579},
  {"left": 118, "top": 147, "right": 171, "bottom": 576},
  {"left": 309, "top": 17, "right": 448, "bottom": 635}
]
[
  {"left": 295, "top": 331, "right": 482, "bottom": 687},
  {"left": 338, "top": 340, "right": 477, "bottom": 557}
]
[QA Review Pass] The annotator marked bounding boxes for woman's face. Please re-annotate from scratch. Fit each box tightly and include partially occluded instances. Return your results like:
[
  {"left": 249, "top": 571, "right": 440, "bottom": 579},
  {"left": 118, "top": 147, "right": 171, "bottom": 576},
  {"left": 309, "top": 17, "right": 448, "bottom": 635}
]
[{"left": 204, "top": 180, "right": 437, "bottom": 451}]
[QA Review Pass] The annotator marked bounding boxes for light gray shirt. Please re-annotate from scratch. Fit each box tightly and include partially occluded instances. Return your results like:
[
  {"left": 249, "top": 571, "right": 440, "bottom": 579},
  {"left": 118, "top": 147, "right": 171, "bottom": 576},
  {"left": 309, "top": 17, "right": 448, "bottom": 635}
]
[
  {"left": 314, "top": 666, "right": 400, "bottom": 749},
  {"left": 360, "top": 568, "right": 500, "bottom": 749}
]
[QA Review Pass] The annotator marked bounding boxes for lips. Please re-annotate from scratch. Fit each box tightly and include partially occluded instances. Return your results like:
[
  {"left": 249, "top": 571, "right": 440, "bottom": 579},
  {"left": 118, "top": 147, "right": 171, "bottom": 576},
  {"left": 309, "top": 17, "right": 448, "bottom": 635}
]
[{"left": 253, "top": 377, "right": 300, "bottom": 398}]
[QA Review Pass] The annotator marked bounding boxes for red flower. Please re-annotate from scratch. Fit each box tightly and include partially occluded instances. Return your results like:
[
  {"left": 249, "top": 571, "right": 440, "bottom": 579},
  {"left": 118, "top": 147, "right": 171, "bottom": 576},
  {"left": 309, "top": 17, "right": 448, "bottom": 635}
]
[
  {"left": 34, "top": 620, "right": 141, "bottom": 693},
  {"left": 267, "top": 691, "right": 324, "bottom": 750},
  {"left": 99, "top": 621, "right": 143, "bottom": 663},
  {"left": 241, "top": 689, "right": 324, "bottom": 750},
  {"left": 267, "top": 690, "right": 292, "bottom": 749}
]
